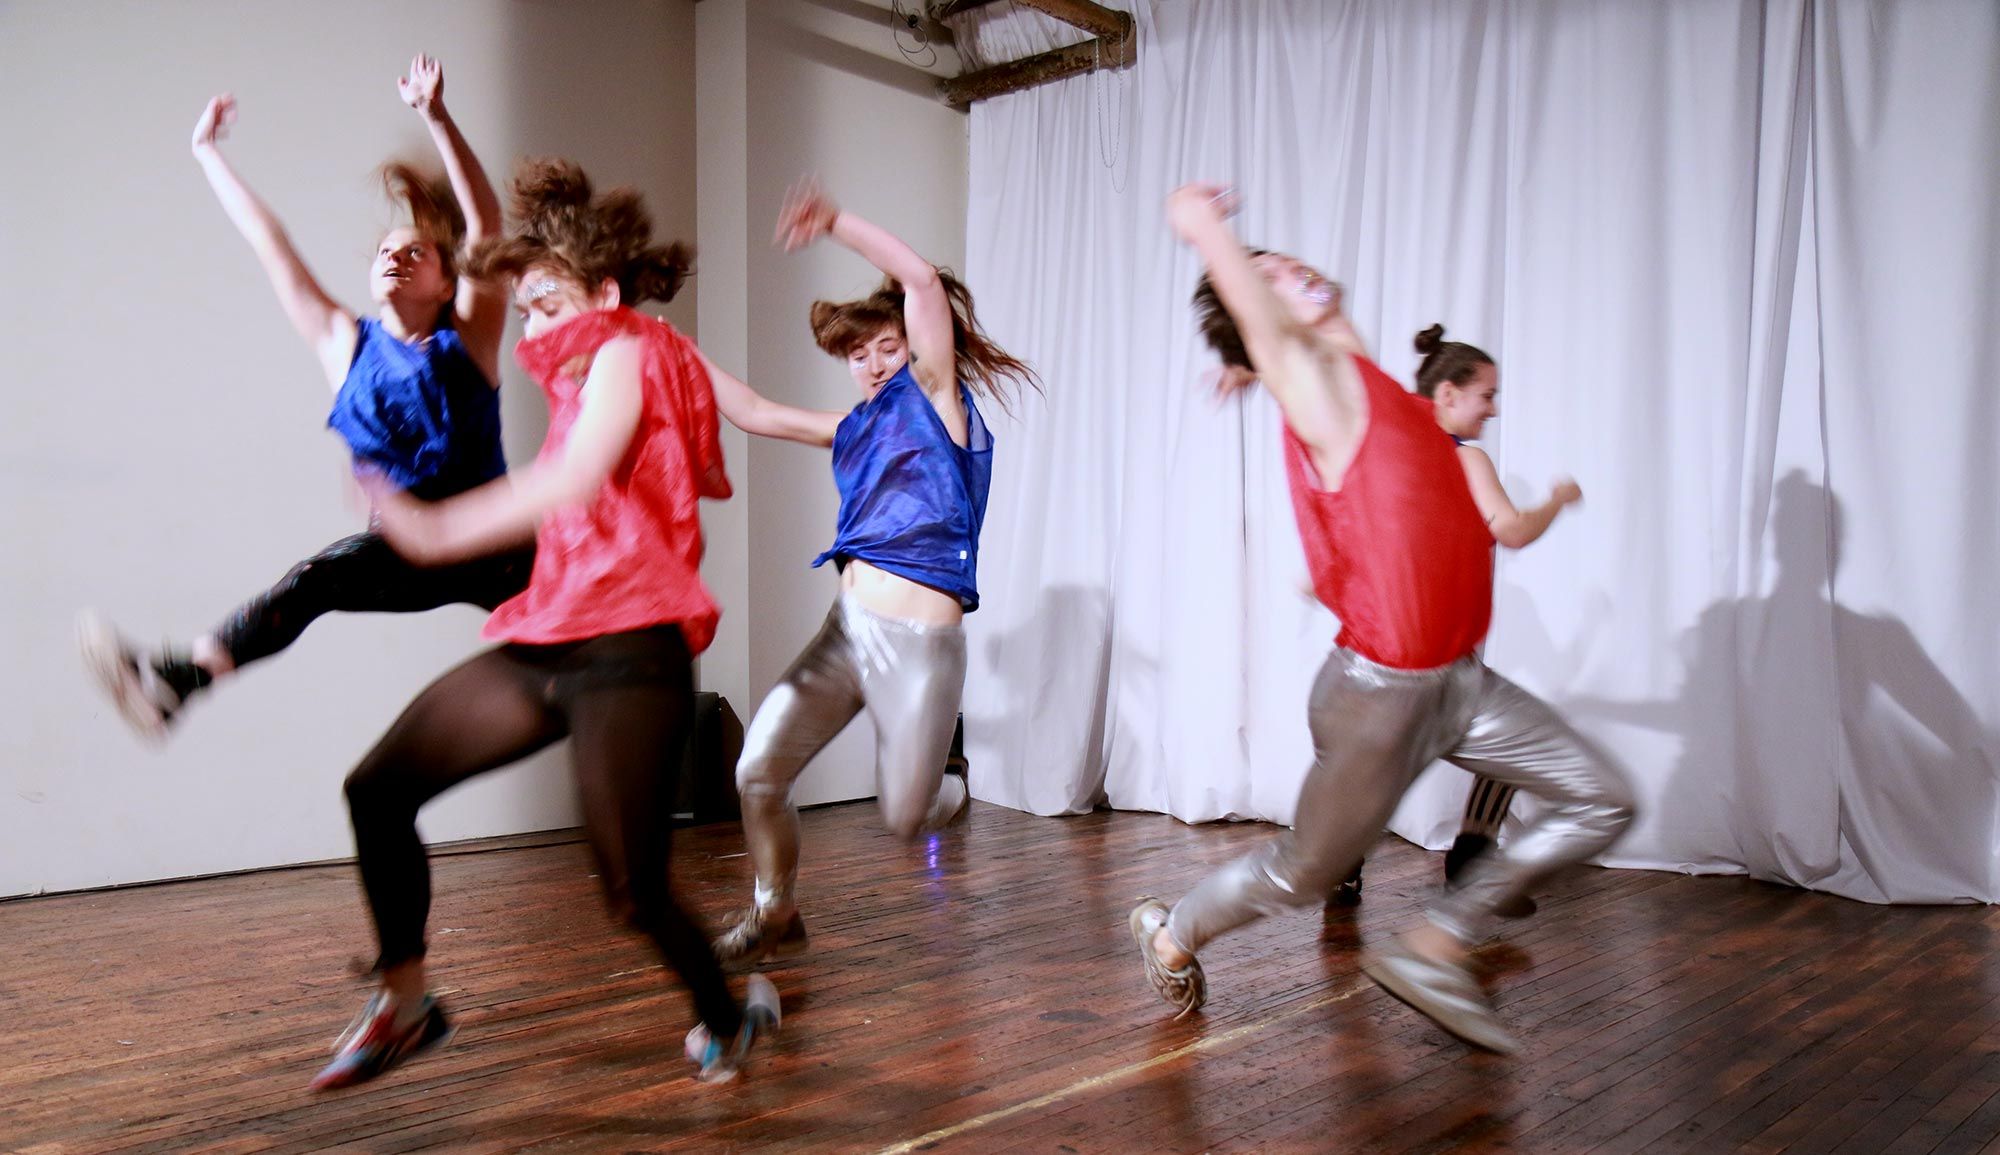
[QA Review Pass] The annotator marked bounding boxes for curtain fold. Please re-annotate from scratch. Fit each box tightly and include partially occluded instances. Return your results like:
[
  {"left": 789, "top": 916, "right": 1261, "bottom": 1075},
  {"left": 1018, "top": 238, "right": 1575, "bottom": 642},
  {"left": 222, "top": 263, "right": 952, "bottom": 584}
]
[{"left": 957, "top": 0, "right": 2000, "bottom": 903}]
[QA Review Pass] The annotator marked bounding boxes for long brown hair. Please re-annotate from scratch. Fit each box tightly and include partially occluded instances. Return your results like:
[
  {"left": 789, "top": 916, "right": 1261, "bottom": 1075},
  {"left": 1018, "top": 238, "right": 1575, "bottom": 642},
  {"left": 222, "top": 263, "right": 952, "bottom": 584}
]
[
  {"left": 809, "top": 272, "right": 1041, "bottom": 409},
  {"left": 1412, "top": 323, "right": 1494, "bottom": 398},
  {"left": 467, "top": 158, "right": 692, "bottom": 304}
]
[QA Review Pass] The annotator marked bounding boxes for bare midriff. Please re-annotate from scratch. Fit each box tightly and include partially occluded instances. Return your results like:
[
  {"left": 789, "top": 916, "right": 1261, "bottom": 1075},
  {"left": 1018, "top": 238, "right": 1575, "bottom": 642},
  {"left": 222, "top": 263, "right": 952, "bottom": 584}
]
[{"left": 840, "top": 559, "right": 964, "bottom": 626}]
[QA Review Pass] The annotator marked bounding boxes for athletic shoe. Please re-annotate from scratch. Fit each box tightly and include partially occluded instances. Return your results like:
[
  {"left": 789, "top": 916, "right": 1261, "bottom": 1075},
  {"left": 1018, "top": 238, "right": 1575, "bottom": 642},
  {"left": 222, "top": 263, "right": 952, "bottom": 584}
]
[
  {"left": 928, "top": 772, "right": 970, "bottom": 828},
  {"left": 1129, "top": 898, "right": 1205, "bottom": 1019},
  {"left": 1360, "top": 937, "right": 1516, "bottom": 1054},
  {"left": 76, "top": 613, "right": 182, "bottom": 741},
  {"left": 713, "top": 906, "right": 810, "bottom": 973},
  {"left": 310, "top": 992, "right": 455, "bottom": 1091},
  {"left": 1325, "top": 864, "right": 1364, "bottom": 911},
  {"left": 683, "top": 973, "right": 781, "bottom": 1084}
]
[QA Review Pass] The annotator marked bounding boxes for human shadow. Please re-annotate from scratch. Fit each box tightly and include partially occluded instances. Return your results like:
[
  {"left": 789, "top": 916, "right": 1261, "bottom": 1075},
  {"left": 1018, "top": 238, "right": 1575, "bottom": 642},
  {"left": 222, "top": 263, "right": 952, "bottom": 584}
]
[
  {"left": 962, "top": 584, "right": 1119, "bottom": 816},
  {"left": 1566, "top": 470, "right": 1996, "bottom": 901}
]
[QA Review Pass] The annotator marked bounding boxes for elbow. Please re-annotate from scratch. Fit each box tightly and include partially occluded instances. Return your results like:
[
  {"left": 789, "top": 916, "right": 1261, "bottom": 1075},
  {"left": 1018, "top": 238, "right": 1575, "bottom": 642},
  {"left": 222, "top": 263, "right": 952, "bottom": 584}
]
[{"left": 902, "top": 263, "right": 942, "bottom": 293}]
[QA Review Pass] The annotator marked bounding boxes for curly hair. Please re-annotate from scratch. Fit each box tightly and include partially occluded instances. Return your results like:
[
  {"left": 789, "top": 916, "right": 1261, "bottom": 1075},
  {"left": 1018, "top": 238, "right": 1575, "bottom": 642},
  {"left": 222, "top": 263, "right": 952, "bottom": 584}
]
[
  {"left": 809, "top": 271, "right": 1041, "bottom": 409},
  {"left": 1412, "top": 323, "right": 1494, "bottom": 398},
  {"left": 467, "top": 158, "right": 691, "bottom": 304}
]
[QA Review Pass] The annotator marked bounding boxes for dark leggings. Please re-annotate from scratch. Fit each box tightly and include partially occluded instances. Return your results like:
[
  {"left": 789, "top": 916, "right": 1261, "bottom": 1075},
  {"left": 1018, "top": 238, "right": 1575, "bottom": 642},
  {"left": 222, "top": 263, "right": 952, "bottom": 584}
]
[
  {"left": 215, "top": 531, "right": 534, "bottom": 668},
  {"left": 341, "top": 624, "right": 743, "bottom": 1037}
]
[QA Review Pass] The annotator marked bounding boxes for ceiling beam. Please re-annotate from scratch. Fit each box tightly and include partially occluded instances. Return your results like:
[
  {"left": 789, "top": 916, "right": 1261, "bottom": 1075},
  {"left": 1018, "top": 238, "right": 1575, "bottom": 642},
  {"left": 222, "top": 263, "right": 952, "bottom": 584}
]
[{"left": 931, "top": 0, "right": 1134, "bottom": 109}]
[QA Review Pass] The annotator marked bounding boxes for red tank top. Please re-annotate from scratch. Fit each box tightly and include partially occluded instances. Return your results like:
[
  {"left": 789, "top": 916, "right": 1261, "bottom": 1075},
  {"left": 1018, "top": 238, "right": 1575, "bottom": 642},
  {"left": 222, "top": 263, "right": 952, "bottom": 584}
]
[
  {"left": 484, "top": 308, "right": 731, "bottom": 650},
  {"left": 1284, "top": 354, "right": 1492, "bottom": 669}
]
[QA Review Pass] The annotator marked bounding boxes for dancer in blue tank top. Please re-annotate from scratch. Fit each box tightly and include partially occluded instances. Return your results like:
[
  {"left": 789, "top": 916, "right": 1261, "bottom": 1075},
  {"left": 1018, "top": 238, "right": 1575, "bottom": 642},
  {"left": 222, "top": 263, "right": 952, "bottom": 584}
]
[
  {"left": 712, "top": 179, "right": 1041, "bottom": 970},
  {"left": 78, "top": 56, "right": 531, "bottom": 740}
]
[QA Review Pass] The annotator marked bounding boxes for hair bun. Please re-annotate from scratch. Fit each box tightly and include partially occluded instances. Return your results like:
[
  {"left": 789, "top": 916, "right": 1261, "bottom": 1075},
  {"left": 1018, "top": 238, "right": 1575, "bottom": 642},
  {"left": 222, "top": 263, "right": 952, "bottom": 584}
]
[{"left": 1414, "top": 323, "right": 1446, "bottom": 355}]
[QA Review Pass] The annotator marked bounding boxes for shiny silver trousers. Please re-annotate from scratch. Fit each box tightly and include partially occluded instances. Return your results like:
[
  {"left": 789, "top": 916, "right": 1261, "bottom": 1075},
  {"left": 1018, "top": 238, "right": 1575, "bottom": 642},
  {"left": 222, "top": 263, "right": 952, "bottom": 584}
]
[
  {"left": 736, "top": 595, "right": 967, "bottom": 910},
  {"left": 1167, "top": 648, "right": 1636, "bottom": 951}
]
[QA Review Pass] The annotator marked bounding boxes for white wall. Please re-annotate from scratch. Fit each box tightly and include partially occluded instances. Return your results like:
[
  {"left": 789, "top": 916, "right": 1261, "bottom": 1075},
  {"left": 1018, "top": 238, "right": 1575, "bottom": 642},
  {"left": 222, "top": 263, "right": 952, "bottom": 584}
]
[
  {"left": 696, "top": 0, "right": 968, "bottom": 807},
  {"left": 0, "top": 0, "right": 701, "bottom": 896}
]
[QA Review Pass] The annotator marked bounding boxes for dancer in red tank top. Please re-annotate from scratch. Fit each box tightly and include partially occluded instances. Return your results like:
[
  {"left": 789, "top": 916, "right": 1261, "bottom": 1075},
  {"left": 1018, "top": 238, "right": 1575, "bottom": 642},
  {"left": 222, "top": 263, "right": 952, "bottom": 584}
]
[
  {"left": 1127, "top": 184, "right": 1635, "bottom": 1053},
  {"left": 314, "top": 160, "right": 833, "bottom": 1091}
]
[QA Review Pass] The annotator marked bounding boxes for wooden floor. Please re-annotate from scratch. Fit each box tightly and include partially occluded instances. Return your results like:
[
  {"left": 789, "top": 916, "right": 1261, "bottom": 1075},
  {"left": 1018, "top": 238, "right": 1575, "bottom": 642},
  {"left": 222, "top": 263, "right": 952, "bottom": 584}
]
[{"left": 7, "top": 803, "right": 2000, "bottom": 1155}]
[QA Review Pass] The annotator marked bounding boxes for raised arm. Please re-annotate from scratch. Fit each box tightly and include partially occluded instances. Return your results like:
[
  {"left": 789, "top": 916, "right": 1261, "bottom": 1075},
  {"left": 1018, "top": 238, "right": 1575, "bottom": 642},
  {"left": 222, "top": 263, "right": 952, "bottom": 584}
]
[
  {"left": 698, "top": 349, "right": 843, "bottom": 448},
  {"left": 368, "top": 336, "right": 646, "bottom": 564},
  {"left": 191, "top": 95, "right": 355, "bottom": 387},
  {"left": 398, "top": 54, "right": 507, "bottom": 382},
  {"left": 776, "top": 179, "right": 956, "bottom": 393},
  {"left": 1456, "top": 445, "right": 1581, "bottom": 549},
  {"left": 1167, "top": 183, "right": 1364, "bottom": 482}
]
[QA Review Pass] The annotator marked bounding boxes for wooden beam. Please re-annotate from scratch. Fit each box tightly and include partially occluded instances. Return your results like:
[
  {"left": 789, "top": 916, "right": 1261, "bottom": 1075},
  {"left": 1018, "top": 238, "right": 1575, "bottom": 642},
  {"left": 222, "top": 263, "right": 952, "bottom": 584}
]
[
  {"left": 937, "top": 35, "right": 1130, "bottom": 108},
  {"left": 931, "top": 1, "right": 1135, "bottom": 109},
  {"left": 931, "top": 0, "right": 1009, "bottom": 18},
  {"left": 1014, "top": 0, "right": 1131, "bottom": 41}
]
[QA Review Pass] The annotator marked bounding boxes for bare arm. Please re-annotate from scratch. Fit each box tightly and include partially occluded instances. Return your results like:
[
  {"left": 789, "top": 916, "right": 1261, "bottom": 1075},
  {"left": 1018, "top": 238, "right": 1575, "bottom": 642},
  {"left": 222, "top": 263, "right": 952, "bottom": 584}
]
[
  {"left": 1456, "top": 445, "right": 1581, "bottom": 549},
  {"left": 398, "top": 54, "right": 507, "bottom": 384},
  {"left": 698, "top": 349, "right": 843, "bottom": 448},
  {"left": 1168, "top": 183, "right": 1364, "bottom": 484},
  {"left": 775, "top": 179, "right": 956, "bottom": 393},
  {"left": 368, "top": 336, "right": 646, "bottom": 564},
  {"left": 191, "top": 95, "right": 355, "bottom": 387}
]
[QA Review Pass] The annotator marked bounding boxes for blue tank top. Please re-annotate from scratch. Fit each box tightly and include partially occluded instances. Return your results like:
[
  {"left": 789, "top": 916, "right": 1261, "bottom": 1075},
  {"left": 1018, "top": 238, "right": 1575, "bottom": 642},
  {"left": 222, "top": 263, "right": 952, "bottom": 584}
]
[
  {"left": 326, "top": 317, "right": 508, "bottom": 500},
  {"left": 811, "top": 365, "right": 993, "bottom": 610}
]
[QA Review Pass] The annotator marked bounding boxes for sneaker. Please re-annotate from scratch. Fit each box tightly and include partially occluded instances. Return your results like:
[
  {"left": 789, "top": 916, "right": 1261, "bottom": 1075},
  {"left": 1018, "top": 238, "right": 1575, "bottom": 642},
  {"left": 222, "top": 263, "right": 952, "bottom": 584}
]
[
  {"left": 927, "top": 772, "right": 970, "bottom": 829},
  {"left": 1360, "top": 937, "right": 1516, "bottom": 1054},
  {"left": 76, "top": 613, "right": 182, "bottom": 741},
  {"left": 713, "top": 906, "right": 810, "bottom": 973},
  {"left": 310, "top": 992, "right": 455, "bottom": 1091},
  {"left": 1444, "top": 833, "right": 1536, "bottom": 919},
  {"left": 1325, "top": 864, "right": 1364, "bottom": 911},
  {"left": 684, "top": 973, "right": 781, "bottom": 1084},
  {"left": 1129, "top": 898, "right": 1205, "bottom": 1019}
]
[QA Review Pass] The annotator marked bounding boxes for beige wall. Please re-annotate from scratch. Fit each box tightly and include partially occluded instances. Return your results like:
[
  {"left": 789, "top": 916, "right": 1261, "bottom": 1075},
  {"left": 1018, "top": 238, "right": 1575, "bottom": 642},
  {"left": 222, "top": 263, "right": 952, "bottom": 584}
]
[
  {"left": 0, "top": 0, "right": 700, "bottom": 895},
  {"left": 697, "top": 0, "right": 968, "bottom": 807}
]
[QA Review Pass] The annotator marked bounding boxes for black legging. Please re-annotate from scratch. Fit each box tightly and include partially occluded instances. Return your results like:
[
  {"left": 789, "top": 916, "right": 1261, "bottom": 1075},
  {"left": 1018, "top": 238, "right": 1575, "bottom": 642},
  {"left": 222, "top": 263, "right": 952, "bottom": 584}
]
[
  {"left": 215, "top": 531, "right": 534, "bottom": 668},
  {"left": 341, "top": 624, "right": 743, "bottom": 1037}
]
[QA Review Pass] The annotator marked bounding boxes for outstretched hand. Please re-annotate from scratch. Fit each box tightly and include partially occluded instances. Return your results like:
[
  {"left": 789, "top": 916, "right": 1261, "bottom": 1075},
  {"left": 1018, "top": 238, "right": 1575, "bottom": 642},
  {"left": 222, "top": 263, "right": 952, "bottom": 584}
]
[
  {"left": 774, "top": 177, "right": 840, "bottom": 252},
  {"left": 397, "top": 53, "right": 445, "bottom": 115},
  {"left": 1165, "top": 182, "right": 1239, "bottom": 242},
  {"left": 191, "top": 94, "right": 236, "bottom": 154},
  {"left": 1551, "top": 477, "right": 1583, "bottom": 506}
]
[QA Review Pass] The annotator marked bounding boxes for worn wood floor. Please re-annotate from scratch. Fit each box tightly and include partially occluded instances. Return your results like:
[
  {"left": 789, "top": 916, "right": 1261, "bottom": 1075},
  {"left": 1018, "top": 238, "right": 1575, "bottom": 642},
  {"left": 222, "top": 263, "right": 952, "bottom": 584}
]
[{"left": 6, "top": 801, "right": 2000, "bottom": 1154}]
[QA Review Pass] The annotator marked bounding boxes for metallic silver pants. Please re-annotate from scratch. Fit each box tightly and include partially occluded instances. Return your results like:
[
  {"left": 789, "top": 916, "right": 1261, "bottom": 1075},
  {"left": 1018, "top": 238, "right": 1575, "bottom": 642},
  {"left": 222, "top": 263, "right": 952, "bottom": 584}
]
[
  {"left": 1167, "top": 648, "right": 1635, "bottom": 951},
  {"left": 736, "top": 595, "right": 967, "bottom": 909}
]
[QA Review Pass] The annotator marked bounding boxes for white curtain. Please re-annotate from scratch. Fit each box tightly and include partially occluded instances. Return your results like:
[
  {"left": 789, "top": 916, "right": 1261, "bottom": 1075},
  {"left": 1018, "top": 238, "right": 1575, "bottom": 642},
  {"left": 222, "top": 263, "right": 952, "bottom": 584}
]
[{"left": 954, "top": 0, "right": 2000, "bottom": 903}]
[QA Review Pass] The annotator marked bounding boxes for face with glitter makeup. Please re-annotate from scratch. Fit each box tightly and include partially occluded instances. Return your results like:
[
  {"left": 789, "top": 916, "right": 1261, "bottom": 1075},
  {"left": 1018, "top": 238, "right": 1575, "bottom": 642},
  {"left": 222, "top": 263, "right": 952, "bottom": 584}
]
[
  {"left": 514, "top": 267, "right": 618, "bottom": 338},
  {"left": 1250, "top": 252, "right": 1343, "bottom": 327}
]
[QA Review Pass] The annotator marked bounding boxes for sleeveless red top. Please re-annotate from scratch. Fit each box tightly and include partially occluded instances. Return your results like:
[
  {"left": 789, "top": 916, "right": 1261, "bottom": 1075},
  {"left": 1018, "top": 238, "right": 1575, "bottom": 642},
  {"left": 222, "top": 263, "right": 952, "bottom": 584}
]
[
  {"left": 484, "top": 308, "right": 731, "bottom": 650},
  {"left": 1284, "top": 355, "right": 1493, "bottom": 669}
]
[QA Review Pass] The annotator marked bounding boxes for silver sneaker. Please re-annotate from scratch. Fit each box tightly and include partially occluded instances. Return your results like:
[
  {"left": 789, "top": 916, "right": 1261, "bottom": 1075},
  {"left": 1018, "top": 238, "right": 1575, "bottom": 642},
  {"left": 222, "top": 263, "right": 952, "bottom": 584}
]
[
  {"left": 76, "top": 612, "right": 175, "bottom": 742},
  {"left": 1129, "top": 898, "right": 1205, "bottom": 1019},
  {"left": 1360, "top": 937, "right": 1517, "bottom": 1054},
  {"left": 713, "top": 906, "right": 809, "bottom": 973}
]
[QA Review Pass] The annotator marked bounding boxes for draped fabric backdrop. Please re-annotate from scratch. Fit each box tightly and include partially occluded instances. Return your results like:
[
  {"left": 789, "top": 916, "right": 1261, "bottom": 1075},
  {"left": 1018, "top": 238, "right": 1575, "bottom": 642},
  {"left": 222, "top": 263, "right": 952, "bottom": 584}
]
[{"left": 948, "top": 0, "right": 2000, "bottom": 903}]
